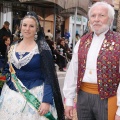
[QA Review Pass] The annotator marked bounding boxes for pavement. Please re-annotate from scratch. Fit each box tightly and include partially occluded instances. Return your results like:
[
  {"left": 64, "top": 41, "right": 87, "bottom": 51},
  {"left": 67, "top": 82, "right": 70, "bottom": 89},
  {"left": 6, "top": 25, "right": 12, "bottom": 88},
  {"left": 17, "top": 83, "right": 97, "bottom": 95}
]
[
  {"left": 56, "top": 66, "right": 66, "bottom": 101},
  {"left": 56, "top": 64, "right": 78, "bottom": 120}
]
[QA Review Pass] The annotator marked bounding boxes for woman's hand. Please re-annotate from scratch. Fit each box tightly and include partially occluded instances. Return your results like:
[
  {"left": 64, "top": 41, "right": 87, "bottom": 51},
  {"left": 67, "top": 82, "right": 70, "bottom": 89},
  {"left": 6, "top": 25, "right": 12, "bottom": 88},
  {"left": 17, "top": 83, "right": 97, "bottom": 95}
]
[{"left": 38, "top": 103, "right": 50, "bottom": 116}]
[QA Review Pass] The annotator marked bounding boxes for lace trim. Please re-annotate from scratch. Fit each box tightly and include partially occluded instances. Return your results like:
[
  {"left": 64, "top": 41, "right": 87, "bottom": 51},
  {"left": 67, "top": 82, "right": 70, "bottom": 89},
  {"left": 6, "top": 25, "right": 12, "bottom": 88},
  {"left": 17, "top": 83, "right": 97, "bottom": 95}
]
[
  {"left": 17, "top": 52, "right": 26, "bottom": 59},
  {"left": 9, "top": 44, "right": 39, "bottom": 69}
]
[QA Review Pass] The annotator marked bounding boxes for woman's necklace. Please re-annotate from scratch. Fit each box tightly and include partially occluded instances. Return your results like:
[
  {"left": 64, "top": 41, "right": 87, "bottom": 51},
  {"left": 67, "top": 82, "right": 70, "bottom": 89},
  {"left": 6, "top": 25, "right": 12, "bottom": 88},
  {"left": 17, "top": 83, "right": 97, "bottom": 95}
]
[
  {"left": 17, "top": 41, "right": 36, "bottom": 59},
  {"left": 17, "top": 41, "right": 29, "bottom": 59},
  {"left": 18, "top": 52, "right": 26, "bottom": 59}
]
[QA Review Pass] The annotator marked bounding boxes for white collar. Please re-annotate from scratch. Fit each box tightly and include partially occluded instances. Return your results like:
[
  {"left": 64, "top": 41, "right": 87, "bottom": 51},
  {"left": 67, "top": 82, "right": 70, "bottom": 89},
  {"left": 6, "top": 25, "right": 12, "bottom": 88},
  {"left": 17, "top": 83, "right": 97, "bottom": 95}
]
[{"left": 93, "top": 29, "right": 109, "bottom": 38}]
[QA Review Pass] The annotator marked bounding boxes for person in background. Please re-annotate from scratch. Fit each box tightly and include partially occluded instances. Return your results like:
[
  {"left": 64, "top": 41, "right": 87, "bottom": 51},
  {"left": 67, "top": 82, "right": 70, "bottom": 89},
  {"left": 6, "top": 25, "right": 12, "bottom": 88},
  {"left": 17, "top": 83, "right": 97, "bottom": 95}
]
[
  {"left": 64, "top": 29, "right": 70, "bottom": 43},
  {"left": 0, "top": 36, "right": 11, "bottom": 73},
  {"left": 45, "top": 29, "right": 53, "bottom": 40},
  {"left": 13, "top": 25, "right": 21, "bottom": 42},
  {"left": 75, "top": 33, "right": 80, "bottom": 44},
  {"left": 56, "top": 38, "right": 70, "bottom": 71},
  {"left": 63, "top": 39, "right": 72, "bottom": 61},
  {"left": 0, "top": 21, "right": 12, "bottom": 57},
  {"left": 63, "top": 2, "right": 120, "bottom": 120},
  {"left": 0, "top": 21, "right": 12, "bottom": 40},
  {"left": 56, "top": 30, "right": 61, "bottom": 44},
  {"left": 45, "top": 36, "right": 58, "bottom": 62},
  {"left": 45, "top": 36, "right": 54, "bottom": 52},
  {"left": 82, "top": 20, "right": 92, "bottom": 36},
  {"left": 0, "top": 11, "right": 65, "bottom": 120},
  {"left": 2, "top": 36, "right": 11, "bottom": 58}
]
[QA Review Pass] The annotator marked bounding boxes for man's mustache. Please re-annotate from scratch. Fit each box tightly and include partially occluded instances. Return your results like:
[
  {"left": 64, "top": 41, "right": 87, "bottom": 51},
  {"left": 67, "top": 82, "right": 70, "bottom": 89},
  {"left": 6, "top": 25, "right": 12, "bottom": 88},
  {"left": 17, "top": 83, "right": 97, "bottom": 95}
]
[{"left": 91, "top": 22, "right": 102, "bottom": 26}]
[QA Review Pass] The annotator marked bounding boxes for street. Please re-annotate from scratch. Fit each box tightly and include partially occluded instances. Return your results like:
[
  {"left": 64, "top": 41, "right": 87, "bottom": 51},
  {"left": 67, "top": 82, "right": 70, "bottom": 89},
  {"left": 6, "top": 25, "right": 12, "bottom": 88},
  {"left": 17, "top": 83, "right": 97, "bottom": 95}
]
[
  {"left": 57, "top": 65, "right": 78, "bottom": 120},
  {"left": 57, "top": 70, "right": 66, "bottom": 101}
]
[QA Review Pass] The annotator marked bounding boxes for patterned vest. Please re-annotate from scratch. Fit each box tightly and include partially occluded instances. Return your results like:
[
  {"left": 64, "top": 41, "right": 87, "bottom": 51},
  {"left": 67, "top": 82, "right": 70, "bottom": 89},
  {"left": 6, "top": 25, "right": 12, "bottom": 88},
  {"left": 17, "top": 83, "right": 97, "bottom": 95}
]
[{"left": 77, "top": 30, "right": 120, "bottom": 99}]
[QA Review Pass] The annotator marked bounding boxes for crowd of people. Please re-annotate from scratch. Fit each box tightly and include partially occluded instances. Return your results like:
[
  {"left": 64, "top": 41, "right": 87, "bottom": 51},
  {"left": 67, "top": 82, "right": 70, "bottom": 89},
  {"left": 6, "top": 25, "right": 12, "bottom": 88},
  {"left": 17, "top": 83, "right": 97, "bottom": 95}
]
[
  {"left": 45, "top": 35, "right": 72, "bottom": 71},
  {"left": 0, "top": 1, "right": 120, "bottom": 120},
  {"left": 0, "top": 21, "right": 12, "bottom": 70}
]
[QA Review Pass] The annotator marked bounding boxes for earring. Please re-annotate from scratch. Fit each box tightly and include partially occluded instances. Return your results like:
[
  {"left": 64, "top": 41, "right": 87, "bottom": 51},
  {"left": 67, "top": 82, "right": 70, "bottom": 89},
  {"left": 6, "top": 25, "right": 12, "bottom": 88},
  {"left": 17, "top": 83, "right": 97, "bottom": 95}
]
[
  {"left": 20, "top": 32, "right": 23, "bottom": 40},
  {"left": 34, "top": 32, "right": 38, "bottom": 41}
]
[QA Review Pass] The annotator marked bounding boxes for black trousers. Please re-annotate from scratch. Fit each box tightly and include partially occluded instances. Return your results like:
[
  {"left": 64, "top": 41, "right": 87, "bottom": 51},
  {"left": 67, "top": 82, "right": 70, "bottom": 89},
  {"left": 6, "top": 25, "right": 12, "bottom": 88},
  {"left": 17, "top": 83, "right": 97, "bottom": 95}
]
[{"left": 77, "top": 90, "right": 108, "bottom": 120}]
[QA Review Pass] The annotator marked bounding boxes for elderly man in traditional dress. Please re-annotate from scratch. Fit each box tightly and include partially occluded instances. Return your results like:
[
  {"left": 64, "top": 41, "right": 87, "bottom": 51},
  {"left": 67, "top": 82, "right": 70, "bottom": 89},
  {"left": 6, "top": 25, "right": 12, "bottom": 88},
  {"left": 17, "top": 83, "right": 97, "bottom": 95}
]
[{"left": 63, "top": 2, "right": 120, "bottom": 120}]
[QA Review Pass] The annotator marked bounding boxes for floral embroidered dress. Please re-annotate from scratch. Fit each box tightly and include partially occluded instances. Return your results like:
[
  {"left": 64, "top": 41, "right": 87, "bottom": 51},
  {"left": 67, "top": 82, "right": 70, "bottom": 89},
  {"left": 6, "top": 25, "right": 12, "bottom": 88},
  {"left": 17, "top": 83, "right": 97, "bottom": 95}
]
[{"left": 0, "top": 43, "right": 57, "bottom": 120}]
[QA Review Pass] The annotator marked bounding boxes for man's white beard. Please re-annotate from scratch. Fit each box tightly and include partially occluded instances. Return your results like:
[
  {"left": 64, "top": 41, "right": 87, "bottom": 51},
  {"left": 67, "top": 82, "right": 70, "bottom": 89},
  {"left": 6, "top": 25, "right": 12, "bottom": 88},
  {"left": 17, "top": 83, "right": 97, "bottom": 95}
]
[{"left": 90, "top": 24, "right": 110, "bottom": 35}]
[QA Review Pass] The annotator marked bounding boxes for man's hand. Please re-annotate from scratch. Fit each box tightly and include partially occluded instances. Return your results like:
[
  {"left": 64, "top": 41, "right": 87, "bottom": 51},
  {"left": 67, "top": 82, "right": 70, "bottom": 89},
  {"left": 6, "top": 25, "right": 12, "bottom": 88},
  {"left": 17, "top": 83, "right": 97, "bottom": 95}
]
[
  {"left": 115, "top": 114, "right": 120, "bottom": 120},
  {"left": 65, "top": 106, "right": 74, "bottom": 119},
  {"left": 38, "top": 103, "right": 50, "bottom": 116}
]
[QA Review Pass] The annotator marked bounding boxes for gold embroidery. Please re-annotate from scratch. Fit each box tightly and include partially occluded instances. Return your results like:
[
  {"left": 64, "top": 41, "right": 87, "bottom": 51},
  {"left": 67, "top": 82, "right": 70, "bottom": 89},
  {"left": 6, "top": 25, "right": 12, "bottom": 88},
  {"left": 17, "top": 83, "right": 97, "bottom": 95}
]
[
  {"left": 85, "top": 39, "right": 91, "bottom": 48},
  {"left": 109, "top": 45, "right": 114, "bottom": 50}
]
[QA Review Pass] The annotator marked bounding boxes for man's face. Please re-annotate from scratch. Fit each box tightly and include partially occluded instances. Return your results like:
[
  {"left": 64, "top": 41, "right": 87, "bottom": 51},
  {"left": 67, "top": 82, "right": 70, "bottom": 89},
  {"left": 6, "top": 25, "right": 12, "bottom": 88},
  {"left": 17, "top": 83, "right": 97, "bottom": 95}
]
[
  {"left": 89, "top": 5, "right": 112, "bottom": 35},
  {"left": 4, "top": 24, "right": 9, "bottom": 30}
]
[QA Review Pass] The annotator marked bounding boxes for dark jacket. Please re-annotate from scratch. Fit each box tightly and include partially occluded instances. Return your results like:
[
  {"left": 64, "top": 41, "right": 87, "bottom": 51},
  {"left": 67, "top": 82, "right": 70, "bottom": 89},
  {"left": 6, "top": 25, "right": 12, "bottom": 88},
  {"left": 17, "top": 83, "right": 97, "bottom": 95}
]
[{"left": 0, "top": 27, "right": 12, "bottom": 57}]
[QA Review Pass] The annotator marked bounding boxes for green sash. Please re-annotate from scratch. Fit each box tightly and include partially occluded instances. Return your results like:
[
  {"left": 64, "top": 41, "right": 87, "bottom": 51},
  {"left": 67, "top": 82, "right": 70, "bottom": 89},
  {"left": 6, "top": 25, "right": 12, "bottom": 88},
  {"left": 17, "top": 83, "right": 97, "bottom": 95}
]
[{"left": 10, "top": 65, "right": 56, "bottom": 120}]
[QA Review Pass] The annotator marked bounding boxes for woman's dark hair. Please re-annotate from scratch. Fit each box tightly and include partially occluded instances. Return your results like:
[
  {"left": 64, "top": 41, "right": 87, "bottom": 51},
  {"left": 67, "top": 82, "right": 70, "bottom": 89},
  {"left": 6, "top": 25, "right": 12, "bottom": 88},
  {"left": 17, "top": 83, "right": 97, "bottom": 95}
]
[{"left": 3, "top": 36, "right": 10, "bottom": 42}]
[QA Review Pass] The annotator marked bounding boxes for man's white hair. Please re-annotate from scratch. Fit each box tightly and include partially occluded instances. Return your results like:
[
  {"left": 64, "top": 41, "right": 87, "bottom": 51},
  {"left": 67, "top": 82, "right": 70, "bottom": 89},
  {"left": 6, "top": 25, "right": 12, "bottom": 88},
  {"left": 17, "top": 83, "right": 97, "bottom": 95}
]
[{"left": 88, "top": 2, "right": 115, "bottom": 22}]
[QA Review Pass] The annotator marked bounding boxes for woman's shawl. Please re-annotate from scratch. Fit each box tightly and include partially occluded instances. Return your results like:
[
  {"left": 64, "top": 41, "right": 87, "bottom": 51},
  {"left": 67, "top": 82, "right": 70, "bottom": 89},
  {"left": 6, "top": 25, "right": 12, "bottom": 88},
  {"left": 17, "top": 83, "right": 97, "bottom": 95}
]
[{"left": 37, "top": 39, "right": 65, "bottom": 120}]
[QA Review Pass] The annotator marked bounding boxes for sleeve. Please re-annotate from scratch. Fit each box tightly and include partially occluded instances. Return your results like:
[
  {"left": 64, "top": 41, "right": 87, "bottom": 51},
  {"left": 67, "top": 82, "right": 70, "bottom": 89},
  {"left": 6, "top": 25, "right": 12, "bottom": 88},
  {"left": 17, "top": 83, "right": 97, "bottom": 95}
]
[
  {"left": 40, "top": 50, "right": 54, "bottom": 105},
  {"left": 116, "top": 59, "right": 120, "bottom": 116},
  {"left": 0, "top": 29, "right": 3, "bottom": 42},
  {"left": 2, "top": 63, "right": 11, "bottom": 82},
  {"left": 63, "top": 40, "right": 80, "bottom": 106},
  {"left": 116, "top": 83, "right": 120, "bottom": 116},
  {"left": 42, "top": 84, "right": 53, "bottom": 105},
  {"left": 0, "top": 29, "right": 3, "bottom": 36}
]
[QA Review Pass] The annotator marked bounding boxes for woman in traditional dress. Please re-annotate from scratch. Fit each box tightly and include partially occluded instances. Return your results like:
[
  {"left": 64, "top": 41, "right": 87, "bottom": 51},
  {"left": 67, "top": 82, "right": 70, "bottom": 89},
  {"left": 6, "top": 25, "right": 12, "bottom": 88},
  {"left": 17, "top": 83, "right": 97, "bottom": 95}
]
[{"left": 0, "top": 11, "right": 65, "bottom": 120}]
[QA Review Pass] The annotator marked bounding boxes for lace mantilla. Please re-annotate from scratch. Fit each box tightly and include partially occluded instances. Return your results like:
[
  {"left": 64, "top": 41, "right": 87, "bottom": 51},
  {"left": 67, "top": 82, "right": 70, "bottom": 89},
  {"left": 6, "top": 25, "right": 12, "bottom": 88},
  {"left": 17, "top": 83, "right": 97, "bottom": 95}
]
[
  {"left": 9, "top": 43, "right": 39, "bottom": 69},
  {"left": 38, "top": 40, "right": 50, "bottom": 53}
]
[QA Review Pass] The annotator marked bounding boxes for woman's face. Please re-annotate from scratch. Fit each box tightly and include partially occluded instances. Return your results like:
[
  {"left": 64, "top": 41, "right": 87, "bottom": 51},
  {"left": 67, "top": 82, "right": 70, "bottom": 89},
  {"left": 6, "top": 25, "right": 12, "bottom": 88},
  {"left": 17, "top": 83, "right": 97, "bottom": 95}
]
[
  {"left": 21, "top": 17, "right": 37, "bottom": 39},
  {"left": 60, "top": 40, "right": 65, "bottom": 46},
  {"left": 5, "top": 38, "right": 10, "bottom": 45}
]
